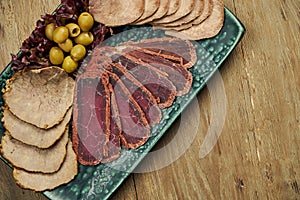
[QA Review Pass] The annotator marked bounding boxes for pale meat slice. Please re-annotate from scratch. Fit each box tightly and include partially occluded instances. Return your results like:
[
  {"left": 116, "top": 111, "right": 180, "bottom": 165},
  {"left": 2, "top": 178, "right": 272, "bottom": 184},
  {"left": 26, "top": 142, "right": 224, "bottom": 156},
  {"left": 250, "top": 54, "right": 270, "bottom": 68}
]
[
  {"left": 89, "top": 0, "right": 145, "bottom": 26},
  {"left": 13, "top": 140, "right": 78, "bottom": 192},
  {"left": 133, "top": 0, "right": 170, "bottom": 25},
  {"left": 1, "top": 130, "right": 68, "bottom": 173},
  {"left": 3, "top": 66, "right": 75, "bottom": 129},
  {"left": 155, "top": 0, "right": 204, "bottom": 27},
  {"left": 2, "top": 107, "right": 72, "bottom": 148},
  {"left": 165, "top": 0, "right": 224, "bottom": 40},
  {"left": 164, "top": 0, "right": 180, "bottom": 16},
  {"left": 152, "top": 0, "right": 194, "bottom": 24},
  {"left": 168, "top": 0, "right": 213, "bottom": 31},
  {"left": 134, "top": 0, "right": 160, "bottom": 22}
]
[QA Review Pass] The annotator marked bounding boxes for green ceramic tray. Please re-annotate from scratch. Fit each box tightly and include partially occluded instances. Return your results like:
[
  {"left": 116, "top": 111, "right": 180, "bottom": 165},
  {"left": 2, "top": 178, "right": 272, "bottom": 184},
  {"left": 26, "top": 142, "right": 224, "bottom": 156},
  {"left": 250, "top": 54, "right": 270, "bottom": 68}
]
[{"left": 0, "top": 7, "right": 245, "bottom": 200}]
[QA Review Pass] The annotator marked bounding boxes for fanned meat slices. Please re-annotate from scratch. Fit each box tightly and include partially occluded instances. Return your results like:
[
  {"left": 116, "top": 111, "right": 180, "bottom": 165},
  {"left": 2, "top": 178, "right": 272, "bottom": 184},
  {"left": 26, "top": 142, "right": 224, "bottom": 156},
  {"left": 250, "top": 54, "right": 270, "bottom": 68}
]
[
  {"left": 107, "top": 63, "right": 162, "bottom": 125},
  {"left": 107, "top": 50, "right": 176, "bottom": 108},
  {"left": 108, "top": 72, "right": 150, "bottom": 149},
  {"left": 73, "top": 38, "right": 197, "bottom": 165},
  {"left": 122, "top": 38, "right": 196, "bottom": 68},
  {"left": 123, "top": 49, "right": 193, "bottom": 96}
]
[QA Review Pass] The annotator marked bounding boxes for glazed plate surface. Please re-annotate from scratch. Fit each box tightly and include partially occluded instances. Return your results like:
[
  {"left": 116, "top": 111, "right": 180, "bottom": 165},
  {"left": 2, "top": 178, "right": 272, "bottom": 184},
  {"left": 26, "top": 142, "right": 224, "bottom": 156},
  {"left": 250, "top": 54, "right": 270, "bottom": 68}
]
[{"left": 0, "top": 7, "right": 245, "bottom": 200}]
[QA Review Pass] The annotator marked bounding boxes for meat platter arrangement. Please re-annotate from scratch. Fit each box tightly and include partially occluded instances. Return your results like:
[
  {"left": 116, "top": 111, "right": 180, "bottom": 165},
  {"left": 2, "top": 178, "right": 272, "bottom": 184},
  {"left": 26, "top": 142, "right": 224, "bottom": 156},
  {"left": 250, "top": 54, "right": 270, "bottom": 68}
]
[{"left": 0, "top": 0, "right": 245, "bottom": 198}]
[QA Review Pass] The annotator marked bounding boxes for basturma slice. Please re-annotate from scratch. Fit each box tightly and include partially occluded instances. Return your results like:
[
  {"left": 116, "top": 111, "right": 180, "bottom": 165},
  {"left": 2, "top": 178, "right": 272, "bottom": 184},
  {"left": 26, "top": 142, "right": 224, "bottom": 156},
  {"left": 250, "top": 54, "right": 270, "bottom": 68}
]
[
  {"left": 108, "top": 63, "right": 162, "bottom": 125},
  {"left": 72, "top": 72, "right": 110, "bottom": 165},
  {"left": 122, "top": 38, "right": 197, "bottom": 69},
  {"left": 124, "top": 49, "right": 193, "bottom": 96},
  {"left": 110, "top": 52, "right": 176, "bottom": 108},
  {"left": 90, "top": 45, "right": 176, "bottom": 108},
  {"left": 108, "top": 71, "right": 150, "bottom": 149},
  {"left": 101, "top": 84, "right": 122, "bottom": 163}
]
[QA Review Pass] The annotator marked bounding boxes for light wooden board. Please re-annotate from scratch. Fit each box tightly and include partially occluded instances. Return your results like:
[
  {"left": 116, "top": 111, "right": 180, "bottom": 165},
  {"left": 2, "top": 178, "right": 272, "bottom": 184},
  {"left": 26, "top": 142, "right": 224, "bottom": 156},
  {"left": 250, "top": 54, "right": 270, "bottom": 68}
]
[{"left": 0, "top": 0, "right": 299, "bottom": 199}]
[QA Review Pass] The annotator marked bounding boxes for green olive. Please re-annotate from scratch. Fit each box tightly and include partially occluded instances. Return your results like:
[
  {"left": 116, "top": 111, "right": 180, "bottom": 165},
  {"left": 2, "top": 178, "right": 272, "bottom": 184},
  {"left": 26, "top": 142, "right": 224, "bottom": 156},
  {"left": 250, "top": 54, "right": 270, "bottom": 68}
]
[
  {"left": 49, "top": 47, "right": 64, "bottom": 65},
  {"left": 45, "top": 23, "right": 55, "bottom": 41},
  {"left": 66, "top": 23, "right": 81, "bottom": 37},
  {"left": 58, "top": 38, "right": 73, "bottom": 52},
  {"left": 70, "top": 44, "right": 86, "bottom": 61},
  {"left": 62, "top": 56, "right": 78, "bottom": 73},
  {"left": 74, "top": 32, "right": 94, "bottom": 46},
  {"left": 53, "top": 26, "right": 69, "bottom": 44},
  {"left": 78, "top": 12, "right": 94, "bottom": 32}
]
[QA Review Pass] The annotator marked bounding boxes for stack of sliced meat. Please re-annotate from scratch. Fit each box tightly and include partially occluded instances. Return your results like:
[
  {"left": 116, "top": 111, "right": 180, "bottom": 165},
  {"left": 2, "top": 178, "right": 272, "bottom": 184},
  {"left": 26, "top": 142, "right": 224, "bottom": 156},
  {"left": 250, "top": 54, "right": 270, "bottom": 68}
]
[
  {"left": 72, "top": 38, "right": 196, "bottom": 165},
  {"left": 89, "top": 0, "right": 224, "bottom": 40},
  {"left": 0, "top": 66, "right": 78, "bottom": 191}
]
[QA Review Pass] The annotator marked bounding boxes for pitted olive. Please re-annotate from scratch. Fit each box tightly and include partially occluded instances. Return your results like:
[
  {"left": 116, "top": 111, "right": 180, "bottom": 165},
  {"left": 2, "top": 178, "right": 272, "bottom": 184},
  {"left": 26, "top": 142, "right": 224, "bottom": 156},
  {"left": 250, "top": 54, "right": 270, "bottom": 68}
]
[
  {"left": 78, "top": 12, "right": 94, "bottom": 32},
  {"left": 66, "top": 23, "right": 81, "bottom": 37}
]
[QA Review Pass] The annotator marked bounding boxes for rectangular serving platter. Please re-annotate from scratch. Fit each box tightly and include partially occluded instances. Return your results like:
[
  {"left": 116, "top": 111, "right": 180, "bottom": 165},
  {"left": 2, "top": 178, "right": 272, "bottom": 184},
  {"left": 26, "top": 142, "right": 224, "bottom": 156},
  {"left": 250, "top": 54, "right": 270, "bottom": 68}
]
[{"left": 0, "top": 6, "right": 245, "bottom": 200}]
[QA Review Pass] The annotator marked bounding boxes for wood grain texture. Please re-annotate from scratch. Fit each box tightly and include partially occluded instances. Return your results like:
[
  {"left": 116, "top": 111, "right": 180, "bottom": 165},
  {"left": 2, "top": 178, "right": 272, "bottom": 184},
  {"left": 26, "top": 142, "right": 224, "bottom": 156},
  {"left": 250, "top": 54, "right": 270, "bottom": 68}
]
[{"left": 0, "top": 0, "right": 299, "bottom": 199}]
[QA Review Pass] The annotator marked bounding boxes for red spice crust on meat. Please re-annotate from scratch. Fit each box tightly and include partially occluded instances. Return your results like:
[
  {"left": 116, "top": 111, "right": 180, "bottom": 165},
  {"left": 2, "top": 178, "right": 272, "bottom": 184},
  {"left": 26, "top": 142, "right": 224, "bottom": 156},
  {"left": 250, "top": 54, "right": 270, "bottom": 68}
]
[{"left": 72, "top": 38, "right": 196, "bottom": 165}]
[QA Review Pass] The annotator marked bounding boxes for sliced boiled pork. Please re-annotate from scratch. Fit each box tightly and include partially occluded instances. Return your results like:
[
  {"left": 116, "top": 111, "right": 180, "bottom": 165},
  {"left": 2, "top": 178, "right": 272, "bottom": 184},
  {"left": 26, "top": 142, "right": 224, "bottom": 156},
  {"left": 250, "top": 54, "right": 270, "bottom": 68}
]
[{"left": 3, "top": 66, "right": 75, "bottom": 129}]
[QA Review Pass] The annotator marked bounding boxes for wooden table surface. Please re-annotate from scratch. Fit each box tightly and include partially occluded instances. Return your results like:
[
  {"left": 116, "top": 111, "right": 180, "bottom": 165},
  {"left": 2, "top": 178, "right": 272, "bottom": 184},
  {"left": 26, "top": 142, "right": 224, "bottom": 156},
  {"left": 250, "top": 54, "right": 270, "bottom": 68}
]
[{"left": 0, "top": 0, "right": 299, "bottom": 199}]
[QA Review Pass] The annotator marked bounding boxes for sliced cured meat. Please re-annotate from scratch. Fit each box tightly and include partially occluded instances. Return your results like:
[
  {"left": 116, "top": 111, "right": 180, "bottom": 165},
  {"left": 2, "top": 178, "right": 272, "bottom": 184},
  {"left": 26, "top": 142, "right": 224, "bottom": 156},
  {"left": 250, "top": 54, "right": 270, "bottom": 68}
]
[
  {"left": 101, "top": 87, "right": 122, "bottom": 163},
  {"left": 107, "top": 63, "right": 162, "bottom": 125},
  {"left": 89, "top": 0, "right": 145, "bottom": 26},
  {"left": 3, "top": 66, "right": 75, "bottom": 129},
  {"left": 122, "top": 38, "right": 197, "bottom": 68},
  {"left": 13, "top": 140, "right": 78, "bottom": 192},
  {"left": 123, "top": 49, "right": 193, "bottom": 96},
  {"left": 72, "top": 73, "right": 110, "bottom": 165},
  {"left": 166, "top": 0, "right": 224, "bottom": 40},
  {"left": 1, "top": 130, "right": 68, "bottom": 173},
  {"left": 2, "top": 107, "right": 72, "bottom": 148},
  {"left": 152, "top": 0, "right": 194, "bottom": 24},
  {"left": 108, "top": 72, "right": 150, "bottom": 149},
  {"left": 72, "top": 38, "right": 196, "bottom": 164},
  {"left": 106, "top": 51, "right": 176, "bottom": 108}
]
